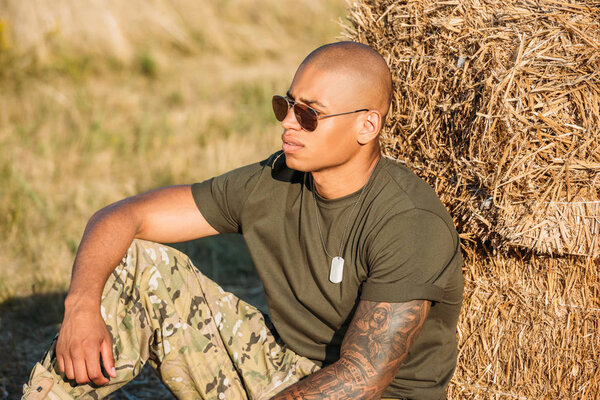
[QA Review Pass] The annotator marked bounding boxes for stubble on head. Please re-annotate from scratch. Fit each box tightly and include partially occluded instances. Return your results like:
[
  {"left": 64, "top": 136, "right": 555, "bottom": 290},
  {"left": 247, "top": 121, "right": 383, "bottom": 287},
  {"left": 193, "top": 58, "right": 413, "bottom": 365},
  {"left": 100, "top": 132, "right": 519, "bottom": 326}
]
[{"left": 296, "top": 41, "right": 393, "bottom": 124}]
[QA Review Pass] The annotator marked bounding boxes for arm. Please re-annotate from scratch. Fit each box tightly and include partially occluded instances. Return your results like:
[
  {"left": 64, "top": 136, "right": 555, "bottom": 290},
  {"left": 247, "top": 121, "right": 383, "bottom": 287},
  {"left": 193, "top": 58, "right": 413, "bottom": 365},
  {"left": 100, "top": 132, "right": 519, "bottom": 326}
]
[
  {"left": 271, "top": 299, "right": 430, "bottom": 400},
  {"left": 57, "top": 185, "right": 218, "bottom": 386}
]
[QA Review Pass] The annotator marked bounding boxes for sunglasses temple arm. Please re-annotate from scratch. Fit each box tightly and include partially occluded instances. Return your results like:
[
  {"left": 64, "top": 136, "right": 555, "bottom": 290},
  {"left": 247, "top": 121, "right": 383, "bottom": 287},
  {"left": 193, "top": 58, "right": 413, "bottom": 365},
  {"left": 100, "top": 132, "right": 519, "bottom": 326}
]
[{"left": 318, "top": 109, "right": 369, "bottom": 120}]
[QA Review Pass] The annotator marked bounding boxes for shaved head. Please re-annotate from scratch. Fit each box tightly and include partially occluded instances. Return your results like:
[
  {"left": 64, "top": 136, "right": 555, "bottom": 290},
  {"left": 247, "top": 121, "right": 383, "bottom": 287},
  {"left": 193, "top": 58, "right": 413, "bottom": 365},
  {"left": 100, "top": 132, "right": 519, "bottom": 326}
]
[{"left": 298, "top": 41, "right": 393, "bottom": 121}]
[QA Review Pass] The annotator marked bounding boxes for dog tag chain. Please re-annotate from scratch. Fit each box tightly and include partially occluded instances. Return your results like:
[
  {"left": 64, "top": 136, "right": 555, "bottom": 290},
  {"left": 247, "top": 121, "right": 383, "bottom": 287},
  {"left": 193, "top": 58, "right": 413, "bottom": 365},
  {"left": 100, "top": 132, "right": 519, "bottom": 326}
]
[{"left": 311, "top": 160, "right": 379, "bottom": 284}]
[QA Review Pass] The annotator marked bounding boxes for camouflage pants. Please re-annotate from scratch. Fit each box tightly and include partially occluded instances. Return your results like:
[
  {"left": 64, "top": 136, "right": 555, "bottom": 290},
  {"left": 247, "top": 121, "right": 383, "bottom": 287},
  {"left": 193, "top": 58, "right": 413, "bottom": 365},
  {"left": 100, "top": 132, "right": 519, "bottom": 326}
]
[{"left": 23, "top": 239, "right": 319, "bottom": 399}]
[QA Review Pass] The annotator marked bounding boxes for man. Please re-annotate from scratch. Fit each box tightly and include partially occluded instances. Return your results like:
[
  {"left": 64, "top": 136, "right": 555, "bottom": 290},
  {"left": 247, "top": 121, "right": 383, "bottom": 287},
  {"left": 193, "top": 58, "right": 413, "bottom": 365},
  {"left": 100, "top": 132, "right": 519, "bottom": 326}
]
[{"left": 23, "top": 41, "right": 463, "bottom": 400}]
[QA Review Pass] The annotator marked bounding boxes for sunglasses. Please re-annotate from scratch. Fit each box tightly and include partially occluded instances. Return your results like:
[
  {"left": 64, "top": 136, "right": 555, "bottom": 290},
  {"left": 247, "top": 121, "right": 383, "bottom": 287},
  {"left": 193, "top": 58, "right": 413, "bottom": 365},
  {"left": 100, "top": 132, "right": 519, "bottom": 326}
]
[{"left": 272, "top": 95, "right": 368, "bottom": 132}]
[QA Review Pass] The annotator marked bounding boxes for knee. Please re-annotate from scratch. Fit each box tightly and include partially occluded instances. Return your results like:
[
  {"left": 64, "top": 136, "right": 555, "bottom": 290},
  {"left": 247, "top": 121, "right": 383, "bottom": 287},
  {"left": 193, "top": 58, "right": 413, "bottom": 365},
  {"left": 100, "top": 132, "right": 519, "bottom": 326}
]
[
  {"left": 121, "top": 240, "right": 198, "bottom": 291},
  {"left": 107, "top": 240, "right": 174, "bottom": 297},
  {"left": 123, "top": 239, "right": 185, "bottom": 271}
]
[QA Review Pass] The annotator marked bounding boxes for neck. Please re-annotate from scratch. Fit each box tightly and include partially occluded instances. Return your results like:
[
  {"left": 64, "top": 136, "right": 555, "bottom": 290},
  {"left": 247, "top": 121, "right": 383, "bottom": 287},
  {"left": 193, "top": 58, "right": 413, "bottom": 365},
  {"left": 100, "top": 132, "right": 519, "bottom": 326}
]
[{"left": 312, "top": 151, "right": 381, "bottom": 199}]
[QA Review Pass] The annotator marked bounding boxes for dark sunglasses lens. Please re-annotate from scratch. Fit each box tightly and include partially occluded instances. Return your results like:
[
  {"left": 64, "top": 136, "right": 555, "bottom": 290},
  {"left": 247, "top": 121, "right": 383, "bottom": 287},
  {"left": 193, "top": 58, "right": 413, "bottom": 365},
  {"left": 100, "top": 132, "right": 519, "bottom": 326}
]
[
  {"left": 294, "top": 104, "right": 317, "bottom": 131},
  {"left": 272, "top": 96, "right": 289, "bottom": 122}
]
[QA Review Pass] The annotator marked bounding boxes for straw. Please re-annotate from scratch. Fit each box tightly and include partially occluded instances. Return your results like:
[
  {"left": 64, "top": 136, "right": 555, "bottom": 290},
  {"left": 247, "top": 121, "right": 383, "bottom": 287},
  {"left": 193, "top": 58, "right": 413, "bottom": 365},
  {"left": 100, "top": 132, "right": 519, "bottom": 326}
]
[
  {"left": 448, "top": 243, "right": 600, "bottom": 399},
  {"left": 344, "top": 0, "right": 600, "bottom": 257},
  {"left": 344, "top": 2, "right": 600, "bottom": 397}
]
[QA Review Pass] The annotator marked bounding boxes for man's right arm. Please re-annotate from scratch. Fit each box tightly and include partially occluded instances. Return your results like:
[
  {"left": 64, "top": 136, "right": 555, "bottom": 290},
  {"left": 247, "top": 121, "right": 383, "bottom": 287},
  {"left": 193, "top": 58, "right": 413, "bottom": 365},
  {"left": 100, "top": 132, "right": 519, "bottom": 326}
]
[{"left": 56, "top": 185, "right": 218, "bottom": 386}]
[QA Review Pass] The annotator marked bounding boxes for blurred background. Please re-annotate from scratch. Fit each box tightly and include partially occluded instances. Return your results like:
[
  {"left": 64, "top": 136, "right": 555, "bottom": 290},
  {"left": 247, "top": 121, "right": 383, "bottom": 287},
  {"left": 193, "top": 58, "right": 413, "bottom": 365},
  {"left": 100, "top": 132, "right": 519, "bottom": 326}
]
[{"left": 0, "top": 0, "right": 348, "bottom": 397}]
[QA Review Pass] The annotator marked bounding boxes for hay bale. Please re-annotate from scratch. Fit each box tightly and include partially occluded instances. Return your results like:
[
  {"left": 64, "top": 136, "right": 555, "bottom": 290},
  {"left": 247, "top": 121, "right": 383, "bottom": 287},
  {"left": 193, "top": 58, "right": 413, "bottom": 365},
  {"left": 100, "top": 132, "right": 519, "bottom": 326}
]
[
  {"left": 449, "top": 245, "right": 599, "bottom": 398},
  {"left": 344, "top": 1, "right": 600, "bottom": 398},
  {"left": 345, "top": 0, "right": 600, "bottom": 257}
]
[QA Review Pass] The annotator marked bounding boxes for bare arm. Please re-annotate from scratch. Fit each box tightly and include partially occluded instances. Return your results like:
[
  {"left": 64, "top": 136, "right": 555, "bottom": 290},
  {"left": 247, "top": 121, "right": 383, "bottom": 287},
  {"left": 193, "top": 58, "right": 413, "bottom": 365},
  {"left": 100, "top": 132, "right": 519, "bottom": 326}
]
[
  {"left": 271, "top": 299, "right": 431, "bottom": 400},
  {"left": 58, "top": 185, "right": 218, "bottom": 385},
  {"left": 66, "top": 185, "right": 217, "bottom": 303}
]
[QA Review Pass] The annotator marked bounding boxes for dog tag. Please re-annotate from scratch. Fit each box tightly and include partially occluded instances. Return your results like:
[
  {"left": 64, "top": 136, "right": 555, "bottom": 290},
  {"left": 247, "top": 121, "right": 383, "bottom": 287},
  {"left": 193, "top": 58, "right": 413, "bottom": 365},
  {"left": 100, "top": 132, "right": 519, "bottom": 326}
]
[{"left": 329, "top": 256, "right": 344, "bottom": 283}]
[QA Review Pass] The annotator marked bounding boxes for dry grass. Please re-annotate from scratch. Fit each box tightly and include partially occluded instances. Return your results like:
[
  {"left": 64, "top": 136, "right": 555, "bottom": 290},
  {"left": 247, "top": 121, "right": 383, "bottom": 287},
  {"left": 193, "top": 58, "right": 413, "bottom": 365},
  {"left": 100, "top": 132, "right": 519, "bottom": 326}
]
[
  {"left": 0, "top": 0, "right": 347, "bottom": 398},
  {"left": 0, "top": 0, "right": 347, "bottom": 302},
  {"left": 0, "top": 0, "right": 345, "bottom": 66}
]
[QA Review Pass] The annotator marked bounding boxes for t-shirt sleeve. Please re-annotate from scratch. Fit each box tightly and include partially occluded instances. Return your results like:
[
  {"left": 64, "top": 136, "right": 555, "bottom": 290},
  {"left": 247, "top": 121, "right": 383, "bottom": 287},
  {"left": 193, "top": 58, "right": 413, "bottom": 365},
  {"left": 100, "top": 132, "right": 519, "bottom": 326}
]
[
  {"left": 361, "top": 209, "right": 458, "bottom": 303},
  {"left": 190, "top": 161, "right": 264, "bottom": 234}
]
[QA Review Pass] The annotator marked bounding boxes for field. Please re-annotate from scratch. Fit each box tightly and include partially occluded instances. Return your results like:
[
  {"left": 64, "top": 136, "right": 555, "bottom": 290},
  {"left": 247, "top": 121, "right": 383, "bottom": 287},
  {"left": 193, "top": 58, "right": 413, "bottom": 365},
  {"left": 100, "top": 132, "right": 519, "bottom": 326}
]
[{"left": 0, "top": 1, "right": 348, "bottom": 397}]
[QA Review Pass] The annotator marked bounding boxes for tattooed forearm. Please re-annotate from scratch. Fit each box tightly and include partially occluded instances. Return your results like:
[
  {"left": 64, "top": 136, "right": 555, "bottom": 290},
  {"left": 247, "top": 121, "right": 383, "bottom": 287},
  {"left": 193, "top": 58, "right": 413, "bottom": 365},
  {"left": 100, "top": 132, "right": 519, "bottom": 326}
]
[{"left": 271, "top": 299, "right": 430, "bottom": 400}]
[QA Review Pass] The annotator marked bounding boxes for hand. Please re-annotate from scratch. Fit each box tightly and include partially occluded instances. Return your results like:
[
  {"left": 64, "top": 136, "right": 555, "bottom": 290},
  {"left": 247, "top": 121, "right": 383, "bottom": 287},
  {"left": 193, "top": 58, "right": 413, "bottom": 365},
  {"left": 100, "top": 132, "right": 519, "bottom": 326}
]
[{"left": 55, "top": 301, "right": 117, "bottom": 386}]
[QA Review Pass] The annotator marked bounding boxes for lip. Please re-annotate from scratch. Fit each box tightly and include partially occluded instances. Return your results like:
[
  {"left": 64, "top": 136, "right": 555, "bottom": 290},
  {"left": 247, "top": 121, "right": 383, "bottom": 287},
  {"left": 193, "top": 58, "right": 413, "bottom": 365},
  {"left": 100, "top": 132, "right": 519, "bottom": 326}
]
[{"left": 281, "top": 134, "right": 304, "bottom": 153}]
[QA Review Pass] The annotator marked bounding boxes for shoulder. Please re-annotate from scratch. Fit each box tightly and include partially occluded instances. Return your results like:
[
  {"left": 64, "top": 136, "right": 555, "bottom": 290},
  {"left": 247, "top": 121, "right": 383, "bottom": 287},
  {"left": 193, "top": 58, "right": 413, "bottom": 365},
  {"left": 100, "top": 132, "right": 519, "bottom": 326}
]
[
  {"left": 366, "top": 156, "right": 460, "bottom": 252},
  {"left": 362, "top": 159, "right": 463, "bottom": 303},
  {"left": 218, "top": 151, "right": 289, "bottom": 184},
  {"left": 205, "top": 151, "right": 305, "bottom": 200},
  {"left": 377, "top": 156, "right": 442, "bottom": 211},
  {"left": 192, "top": 152, "right": 283, "bottom": 197}
]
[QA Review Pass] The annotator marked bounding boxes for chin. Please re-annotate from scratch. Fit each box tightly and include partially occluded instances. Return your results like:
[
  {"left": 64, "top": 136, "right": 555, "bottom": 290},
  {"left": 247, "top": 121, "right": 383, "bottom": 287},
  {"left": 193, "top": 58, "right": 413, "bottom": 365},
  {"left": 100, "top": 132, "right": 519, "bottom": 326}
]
[
  {"left": 283, "top": 153, "right": 313, "bottom": 172},
  {"left": 284, "top": 157, "right": 304, "bottom": 172}
]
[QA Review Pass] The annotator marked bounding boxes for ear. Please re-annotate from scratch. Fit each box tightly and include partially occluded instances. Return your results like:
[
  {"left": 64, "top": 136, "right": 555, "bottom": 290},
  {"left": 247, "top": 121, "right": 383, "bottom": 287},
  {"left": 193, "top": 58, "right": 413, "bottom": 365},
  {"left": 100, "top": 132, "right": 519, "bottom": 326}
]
[{"left": 356, "top": 110, "right": 382, "bottom": 145}]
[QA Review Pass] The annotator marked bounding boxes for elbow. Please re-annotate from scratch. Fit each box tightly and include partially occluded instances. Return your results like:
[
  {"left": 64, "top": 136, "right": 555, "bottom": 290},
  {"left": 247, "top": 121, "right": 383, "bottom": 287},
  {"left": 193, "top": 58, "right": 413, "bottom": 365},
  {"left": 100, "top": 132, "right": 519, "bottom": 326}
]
[
  {"left": 335, "top": 354, "right": 396, "bottom": 399},
  {"left": 87, "top": 198, "right": 140, "bottom": 234}
]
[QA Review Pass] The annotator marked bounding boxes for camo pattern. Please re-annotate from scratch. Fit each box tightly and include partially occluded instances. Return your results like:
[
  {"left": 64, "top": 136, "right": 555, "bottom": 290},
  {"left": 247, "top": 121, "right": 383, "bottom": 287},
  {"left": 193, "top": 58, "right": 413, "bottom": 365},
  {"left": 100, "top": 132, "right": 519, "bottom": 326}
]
[{"left": 24, "top": 239, "right": 319, "bottom": 399}]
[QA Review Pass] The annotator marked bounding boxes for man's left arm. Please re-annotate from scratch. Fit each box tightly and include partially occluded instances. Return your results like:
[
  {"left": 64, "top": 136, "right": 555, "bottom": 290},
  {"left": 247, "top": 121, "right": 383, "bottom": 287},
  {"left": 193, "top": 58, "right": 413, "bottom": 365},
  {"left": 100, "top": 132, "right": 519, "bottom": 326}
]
[{"left": 271, "top": 299, "right": 431, "bottom": 400}]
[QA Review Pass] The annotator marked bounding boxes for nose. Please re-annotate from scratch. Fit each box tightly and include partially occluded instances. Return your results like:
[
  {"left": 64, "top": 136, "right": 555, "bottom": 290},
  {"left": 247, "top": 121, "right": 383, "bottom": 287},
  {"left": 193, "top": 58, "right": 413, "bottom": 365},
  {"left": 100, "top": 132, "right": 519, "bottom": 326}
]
[{"left": 281, "top": 104, "right": 301, "bottom": 131}]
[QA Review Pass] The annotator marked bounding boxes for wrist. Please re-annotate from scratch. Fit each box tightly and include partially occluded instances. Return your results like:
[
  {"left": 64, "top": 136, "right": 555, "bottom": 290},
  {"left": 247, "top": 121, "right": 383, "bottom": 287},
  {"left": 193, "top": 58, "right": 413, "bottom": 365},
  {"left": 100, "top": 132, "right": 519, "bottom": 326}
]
[{"left": 64, "top": 291, "right": 102, "bottom": 313}]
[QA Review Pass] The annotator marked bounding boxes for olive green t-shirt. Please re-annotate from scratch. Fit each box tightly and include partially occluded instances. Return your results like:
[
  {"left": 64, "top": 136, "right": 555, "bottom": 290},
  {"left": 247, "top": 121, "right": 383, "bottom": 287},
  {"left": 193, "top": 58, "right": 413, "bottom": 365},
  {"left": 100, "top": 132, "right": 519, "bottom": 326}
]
[{"left": 191, "top": 151, "right": 463, "bottom": 399}]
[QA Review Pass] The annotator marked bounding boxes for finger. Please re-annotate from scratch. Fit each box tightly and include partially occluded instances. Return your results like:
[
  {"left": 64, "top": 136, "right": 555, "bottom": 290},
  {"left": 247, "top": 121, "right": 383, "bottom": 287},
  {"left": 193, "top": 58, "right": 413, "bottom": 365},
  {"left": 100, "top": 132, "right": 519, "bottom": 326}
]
[
  {"left": 100, "top": 339, "right": 117, "bottom": 378},
  {"left": 73, "top": 355, "right": 90, "bottom": 384},
  {"left": 64, "top": 357, "right": 75, "bottom": 381},
  {"left": 84, "top": 348, "right": 108, "bottom": 386},
  {"left": 57, "top": 354, "right": 65, "bottom": 374}
]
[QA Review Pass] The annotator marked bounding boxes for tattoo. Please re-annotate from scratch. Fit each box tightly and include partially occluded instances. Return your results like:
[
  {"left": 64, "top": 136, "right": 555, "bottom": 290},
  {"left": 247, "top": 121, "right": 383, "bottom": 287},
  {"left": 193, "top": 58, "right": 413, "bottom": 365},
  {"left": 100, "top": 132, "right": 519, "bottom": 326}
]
[{"left": 271, "top": 300, "right": 430, "bottom": 400}]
